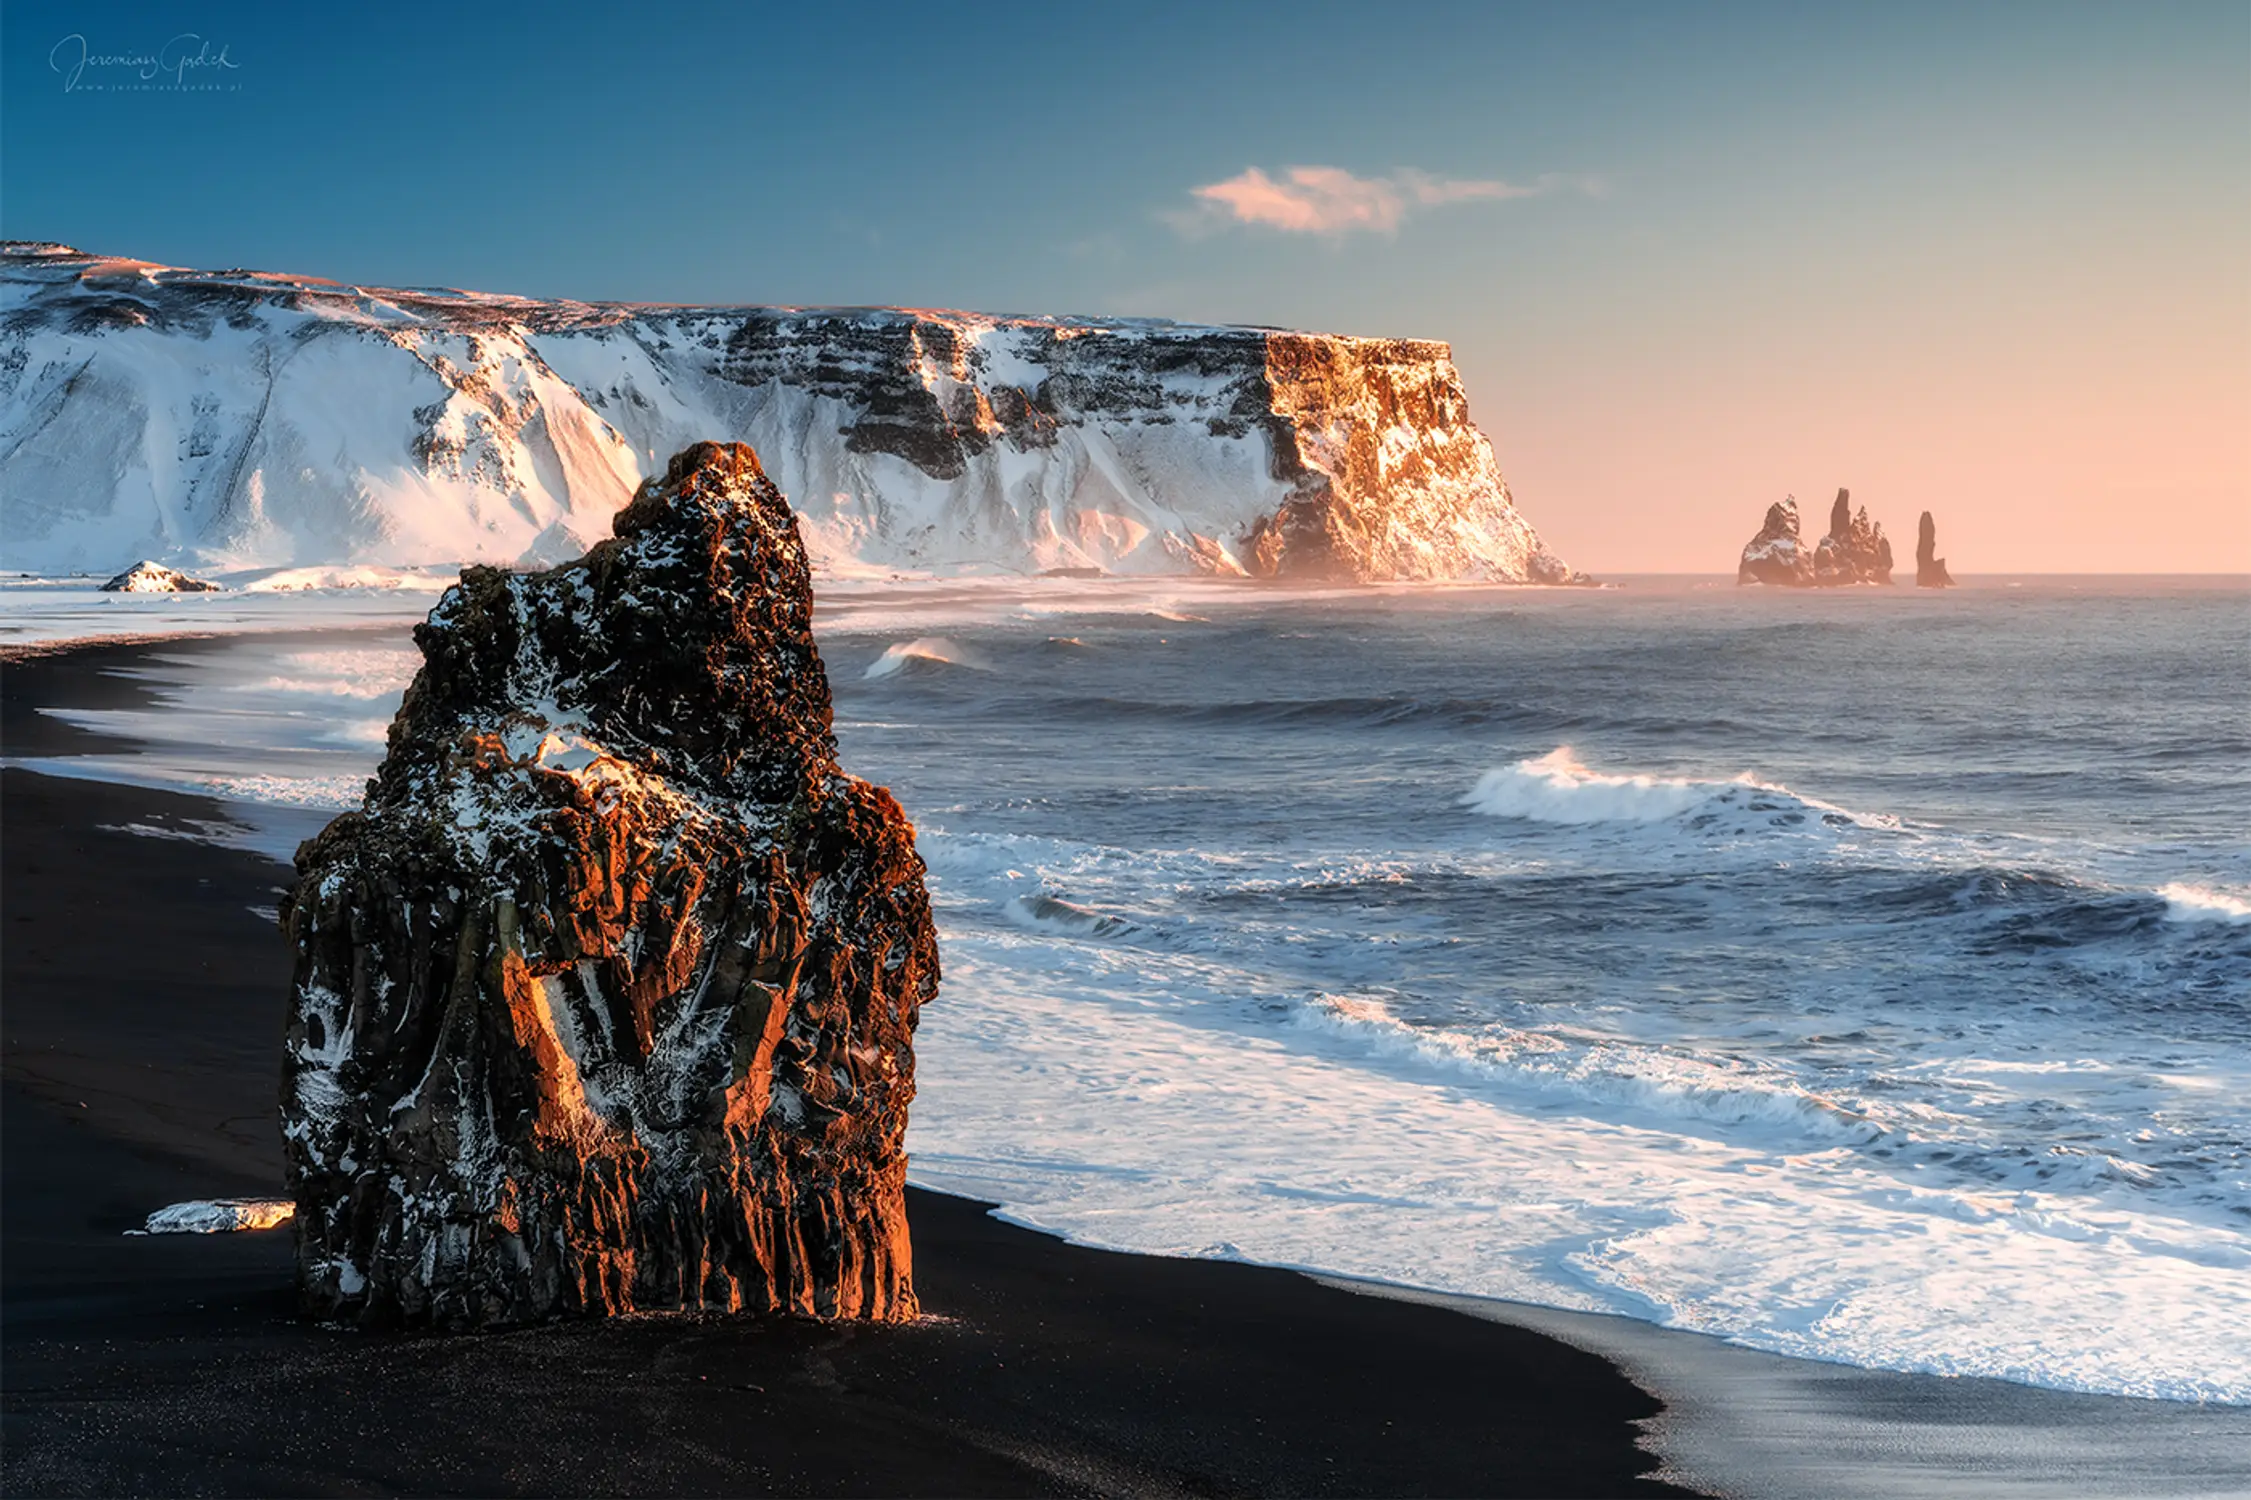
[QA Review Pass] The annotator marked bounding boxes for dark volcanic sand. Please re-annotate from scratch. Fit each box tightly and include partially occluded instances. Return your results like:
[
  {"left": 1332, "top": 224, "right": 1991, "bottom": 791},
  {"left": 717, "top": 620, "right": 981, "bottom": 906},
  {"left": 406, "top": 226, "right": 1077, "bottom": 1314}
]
[{"left": 1, "top": 642, "right": 1690, "bottom": 1497}]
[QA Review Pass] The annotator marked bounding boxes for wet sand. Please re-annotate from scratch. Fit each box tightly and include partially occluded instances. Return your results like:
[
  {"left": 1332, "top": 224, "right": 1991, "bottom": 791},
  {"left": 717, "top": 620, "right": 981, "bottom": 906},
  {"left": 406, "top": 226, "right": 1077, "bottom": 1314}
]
[{"left": 1333, "top": 1281, "right": 2251, "bottom": 1499}]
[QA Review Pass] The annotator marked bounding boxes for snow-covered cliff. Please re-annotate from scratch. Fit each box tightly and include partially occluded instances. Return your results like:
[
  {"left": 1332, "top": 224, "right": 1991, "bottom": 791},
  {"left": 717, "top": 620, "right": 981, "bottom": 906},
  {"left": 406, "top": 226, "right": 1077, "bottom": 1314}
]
[{"left": 0, "top": 243, "right": 1573, "bottom": 582}]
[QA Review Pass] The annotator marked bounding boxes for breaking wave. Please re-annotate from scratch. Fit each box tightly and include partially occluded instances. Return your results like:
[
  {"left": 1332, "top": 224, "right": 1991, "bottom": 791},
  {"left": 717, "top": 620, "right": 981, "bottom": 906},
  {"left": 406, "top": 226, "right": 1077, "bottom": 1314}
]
[
  {"left": 2159, "top": 883, "right": 2251, "bottom": 926},
  {"left": 864, "top": 637, "right": 988, "bottom": 680},
  {"left": 1003, "top": 892, "right": 1144, "bottom": 939},
  {"left": 1296, "top": 993, "right": 1896, "bottom": 1142},
  {"left": 1463, "top": 746, "right": 1885, "bottom": 833}
]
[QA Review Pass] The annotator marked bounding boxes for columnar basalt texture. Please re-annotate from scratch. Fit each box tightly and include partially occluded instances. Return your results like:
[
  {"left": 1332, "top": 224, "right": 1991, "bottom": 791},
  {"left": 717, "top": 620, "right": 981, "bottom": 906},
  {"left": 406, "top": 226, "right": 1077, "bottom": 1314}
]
[
  {"left": 1916, "top": 511, "right": 1955, "bottom": 587},
  {"left": 1, "top": 243, "right": 1574, "bottom": 583},
  {"left": 280, "top": 442, "right": 937, "bottom": 1329}
]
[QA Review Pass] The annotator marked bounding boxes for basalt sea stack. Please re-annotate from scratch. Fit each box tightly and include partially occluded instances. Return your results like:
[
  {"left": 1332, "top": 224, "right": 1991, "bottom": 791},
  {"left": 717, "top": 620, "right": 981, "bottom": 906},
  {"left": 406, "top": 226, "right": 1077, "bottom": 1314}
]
[
  {"left": 1737, "top": 497, "right": 1816, "bottom": 585},
  {"left": 1738, "top": 488, "right": 1894, "bottom": 586},
  {"left": 1813, "top": 489, "right": 1894, "bottom": 585},
  {"left": 1916, "top": 511, "right": 1955, "bottom": 587},
  {"left": 281, "top": 442, "right": 937, "bottom": 1329}
]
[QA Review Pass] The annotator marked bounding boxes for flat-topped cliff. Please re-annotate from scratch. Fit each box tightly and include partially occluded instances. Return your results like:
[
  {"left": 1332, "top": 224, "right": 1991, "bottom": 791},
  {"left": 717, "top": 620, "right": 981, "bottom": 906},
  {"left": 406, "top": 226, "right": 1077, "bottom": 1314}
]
[{"left": 0, "top": 244, "right": 1574, "bottom": 583}]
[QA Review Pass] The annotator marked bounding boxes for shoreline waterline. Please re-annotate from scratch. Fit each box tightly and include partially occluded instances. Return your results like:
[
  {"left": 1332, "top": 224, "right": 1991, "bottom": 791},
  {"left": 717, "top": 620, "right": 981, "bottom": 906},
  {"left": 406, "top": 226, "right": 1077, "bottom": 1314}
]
[{"left": 4, "top": 585, "right": 2251, "bottom": 1414}]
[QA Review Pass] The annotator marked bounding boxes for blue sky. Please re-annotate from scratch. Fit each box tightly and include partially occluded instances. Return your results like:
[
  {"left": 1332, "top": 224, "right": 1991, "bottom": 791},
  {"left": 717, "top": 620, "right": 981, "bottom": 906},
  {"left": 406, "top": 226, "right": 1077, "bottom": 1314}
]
[{"left": 7, "top": 1, "right": 2245, "bottom": 570}]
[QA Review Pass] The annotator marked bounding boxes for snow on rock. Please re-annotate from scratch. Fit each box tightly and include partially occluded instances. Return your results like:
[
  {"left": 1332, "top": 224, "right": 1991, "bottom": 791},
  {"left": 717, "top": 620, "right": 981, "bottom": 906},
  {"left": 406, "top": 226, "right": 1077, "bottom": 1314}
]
[
  {"left": 1738, "top": 489, "right": 1894, "bottom": 587},
  {"left": 137, "top": 1198, "right": 296, "bottom": 1233},
  {"left": 281, "top": 443, "right": 938, "bottom": 1328},
  {"left": 1, "top": 243, "right": 1575, "bottom": 583},
  {"left": 101, "top": 559, "right": 220, "bottom": 592},
  {"left": 1736, "top": 498, "right": 1815, "bottom": 586}
]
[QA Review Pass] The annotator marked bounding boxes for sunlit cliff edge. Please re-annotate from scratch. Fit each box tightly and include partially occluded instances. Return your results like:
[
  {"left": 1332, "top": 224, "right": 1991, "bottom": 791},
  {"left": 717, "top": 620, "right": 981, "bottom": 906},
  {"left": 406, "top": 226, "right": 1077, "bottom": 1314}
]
[{"left": 0, "top": 243, "right": 1575, "bottom": 584}]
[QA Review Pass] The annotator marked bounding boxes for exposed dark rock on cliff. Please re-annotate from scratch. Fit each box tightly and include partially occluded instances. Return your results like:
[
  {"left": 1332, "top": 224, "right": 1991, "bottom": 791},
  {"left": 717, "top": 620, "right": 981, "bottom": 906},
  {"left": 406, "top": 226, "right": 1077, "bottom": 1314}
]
[
  {"left": 1738, "top": 489, "right": 1893, "bottom": 586},
  {"left": 280, "top": 442, "right": 937, "bottom": 1329},
  {"left": 100, "top": 560, "right": 218, "bottom": 592},
  {"left": 1916, "top": 511, "right": 1955, "bottom": 587},
  {"left": 1812, "top": 489, "right": 1893, "bottom": 585},
  {"left": 1737, "top": 498, "right": 1816, "bottom": 585},
  {"left": 3, "top": 243, "right": 1574, "bottom": 584}
]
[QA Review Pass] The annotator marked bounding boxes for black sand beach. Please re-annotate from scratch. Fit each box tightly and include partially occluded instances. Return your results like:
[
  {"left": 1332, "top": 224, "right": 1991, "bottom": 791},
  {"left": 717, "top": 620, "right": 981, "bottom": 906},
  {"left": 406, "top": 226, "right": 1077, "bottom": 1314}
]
[{"left": 1, "top": 641, "right": 1689, "bottom": 1498}]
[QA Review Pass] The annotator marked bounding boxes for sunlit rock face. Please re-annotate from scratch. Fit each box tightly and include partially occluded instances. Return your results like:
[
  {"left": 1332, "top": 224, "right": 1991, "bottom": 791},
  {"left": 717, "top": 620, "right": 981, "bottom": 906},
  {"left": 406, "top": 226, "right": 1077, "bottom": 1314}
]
[
  {"left": 1241, "top": 333, "right": 1577, "bottom": 582},
  {"left": 1, "top": 243, "right": 1573, "bottom": 583},
  {"left": 1738, "top": 490, "right": 1893, "bottom": 586},
  {"left": 280, "top": 442, "right": 936, "bottom": 1329},
  {"left": 100, "top": 559, "right": 218, "bottom": 592},
  {"left": 1916, "top": 511, "right": 1955, "bottom": 587}
]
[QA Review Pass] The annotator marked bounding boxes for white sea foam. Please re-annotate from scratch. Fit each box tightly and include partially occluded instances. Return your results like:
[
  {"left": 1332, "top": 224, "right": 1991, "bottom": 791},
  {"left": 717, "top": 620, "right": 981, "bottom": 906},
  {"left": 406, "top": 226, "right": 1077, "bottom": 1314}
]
[
  {"left": 1465, "top": 746, "right": 1730, "bottom": 823},
  {"left": 253, "top": 648, "right": 421, "bottom": 701},
  {"left": 229, "top": 564, "right": 459, "bottom": 593},
  {"left": 906, "top": 937, "right": 2251, "bottom": 1404},
  {"left": 811, "top": 576, "right": 1366, "bottom": 637},
  {"left": 193, "top": 773, "right": 369, "bottom": 810},
  {"left": 890, "top": 789, "right": 2251, "bottom": 1404},
  {"left": 1294, "top": 994, "right": 1905, "bottom": 1142},
  {"left": 2158, "top": 882, "right": 2251, "bottom": 925}
]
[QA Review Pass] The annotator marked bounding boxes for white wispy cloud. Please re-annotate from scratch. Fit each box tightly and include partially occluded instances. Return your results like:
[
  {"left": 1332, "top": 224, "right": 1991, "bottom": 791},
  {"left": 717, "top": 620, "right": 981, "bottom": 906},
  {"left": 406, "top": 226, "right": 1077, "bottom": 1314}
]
[{"left": 1171, "top": 165, "right": 1595, "bottom": 237}]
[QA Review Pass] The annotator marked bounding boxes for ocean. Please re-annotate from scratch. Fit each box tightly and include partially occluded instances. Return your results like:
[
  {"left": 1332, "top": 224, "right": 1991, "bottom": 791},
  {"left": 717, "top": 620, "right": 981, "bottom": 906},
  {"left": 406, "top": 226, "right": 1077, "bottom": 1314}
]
[{"left": 13, "top": 573, "right": 2249, "bottom": 1403}]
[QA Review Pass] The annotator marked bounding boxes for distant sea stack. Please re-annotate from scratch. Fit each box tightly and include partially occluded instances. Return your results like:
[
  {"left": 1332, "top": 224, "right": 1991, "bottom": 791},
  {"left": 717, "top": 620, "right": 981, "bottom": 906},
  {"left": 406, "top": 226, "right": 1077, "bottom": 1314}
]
[
  {"left": 1736, "top": 498, "right": 1815, "bottom": 586},
  {"left": 0, "top": 242, "right": 1575, "bottom": 585},
  {"left": 1916, "top": 511, "right": 1955, "bottom": 587},
  {"left": 1737, "top": 488, "right": 1893, "bottom": 586},
  {"left": 280, "top": 443, "right": 937, "bottom": 1329},
  {"left": 1812, "top": 489, "right": 1893, "bottom": 585}
]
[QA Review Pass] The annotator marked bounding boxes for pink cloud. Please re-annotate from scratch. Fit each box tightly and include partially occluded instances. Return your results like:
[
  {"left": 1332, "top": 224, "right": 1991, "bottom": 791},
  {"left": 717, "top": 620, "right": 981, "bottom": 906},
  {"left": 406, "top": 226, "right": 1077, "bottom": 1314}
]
[{"left": 1180, "top": 165, "right": 1558, "bottom": 237}]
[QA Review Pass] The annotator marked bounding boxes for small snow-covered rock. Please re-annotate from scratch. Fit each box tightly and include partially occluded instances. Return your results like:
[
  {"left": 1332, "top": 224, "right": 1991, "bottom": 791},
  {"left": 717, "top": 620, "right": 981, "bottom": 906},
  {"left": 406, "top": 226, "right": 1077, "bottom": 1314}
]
[
  {"left": 100, "top": 560, "right": 220, "bottom": 592},
  {"left": 282, "top": 442, "right": 937, "bottom": 1329},
  {"left": 138, "top": 1198, "right": 295, "bottom": 1233}
]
